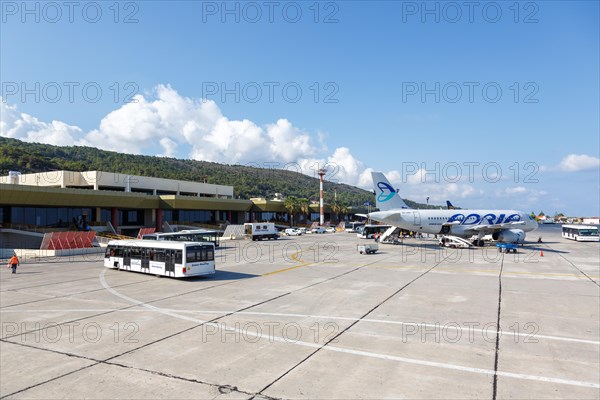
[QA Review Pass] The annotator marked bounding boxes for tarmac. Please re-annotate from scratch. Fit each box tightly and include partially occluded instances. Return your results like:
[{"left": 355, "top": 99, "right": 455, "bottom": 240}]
[{"left": 1, "top": 225, "right": 599, "bottom": 399}]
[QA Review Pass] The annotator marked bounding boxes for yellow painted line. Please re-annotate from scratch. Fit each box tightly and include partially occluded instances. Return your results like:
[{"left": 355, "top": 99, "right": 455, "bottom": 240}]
[
  {"left": 261, "top": 252, "right": 313, "bottom": 277},
  {"left": 261, "top": 264, "right": 309, "bottom": 277}
]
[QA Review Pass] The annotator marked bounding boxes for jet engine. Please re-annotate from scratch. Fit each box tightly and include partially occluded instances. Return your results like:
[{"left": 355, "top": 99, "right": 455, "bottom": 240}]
[{"left": 492, "top": 229, "right": 525, "bottom": 244}]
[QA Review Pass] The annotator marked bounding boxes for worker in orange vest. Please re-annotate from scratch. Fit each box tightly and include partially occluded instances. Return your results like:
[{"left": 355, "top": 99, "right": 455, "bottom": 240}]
[{"left": 8, "top": 254, "right": 19, "bottom": 274}]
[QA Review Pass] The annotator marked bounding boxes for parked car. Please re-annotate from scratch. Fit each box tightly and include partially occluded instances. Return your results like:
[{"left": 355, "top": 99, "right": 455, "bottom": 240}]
[
  {"left": 325, "top": 226, "right": 337, "bottom": 233},
  {"left": 285, "top": 228, "right": 302, "bottom": 236},
  {"left": 311, "top": 226, "right": 326, "bottom": 234}
]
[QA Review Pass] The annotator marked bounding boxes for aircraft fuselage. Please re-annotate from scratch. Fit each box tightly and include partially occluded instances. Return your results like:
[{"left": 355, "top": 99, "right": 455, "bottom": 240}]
[{"left": 368, "top": 209, "right": 537, "bottom": 237}]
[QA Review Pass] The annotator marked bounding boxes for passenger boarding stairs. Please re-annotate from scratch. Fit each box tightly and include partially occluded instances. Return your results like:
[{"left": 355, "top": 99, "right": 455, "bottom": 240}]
[
  {"left": 222, "top": 224, "right": 246, "bottom": 240},
  {"left": 379, "top": 226, "right": 402, "bottom": 244}
]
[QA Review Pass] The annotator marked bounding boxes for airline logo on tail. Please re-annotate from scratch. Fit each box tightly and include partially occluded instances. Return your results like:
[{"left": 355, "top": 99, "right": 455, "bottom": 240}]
[
  {"left": 377, "top": 181, "right": 396, "bottom": 202},
  {"left": 371, "top": 171, "right": 411, "bottom": 210}
]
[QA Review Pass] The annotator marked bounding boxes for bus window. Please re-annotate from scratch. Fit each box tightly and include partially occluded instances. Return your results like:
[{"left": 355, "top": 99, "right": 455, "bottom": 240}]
[
  {"left": 186, "top": 246, "right": 199, "bottom": 263},
  {"left": 154, "top": 249, "right": 165, "bottom": 262},
  {"left": 130, "top": 247, "right": 141, "bottom": 259},
  {"left": 175, "top": 250, "right": 182, "bottom": 264}
]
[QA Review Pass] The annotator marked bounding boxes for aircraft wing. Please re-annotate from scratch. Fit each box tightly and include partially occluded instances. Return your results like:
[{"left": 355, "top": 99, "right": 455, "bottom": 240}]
[
  {"left": 470, "top": 221, "right": 525, "bottom": 232},
  {"left": 355, "top": 213, "right": 369, "bottom": 218}
]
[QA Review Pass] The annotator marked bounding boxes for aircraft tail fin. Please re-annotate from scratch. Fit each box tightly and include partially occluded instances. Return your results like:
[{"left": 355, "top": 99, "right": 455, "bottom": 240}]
[
  {"left": 446, "top": 201, "right": 456, "bottom": 210},
  {"left": 371, "top": 171, "right": 412, "bottom": 211}
]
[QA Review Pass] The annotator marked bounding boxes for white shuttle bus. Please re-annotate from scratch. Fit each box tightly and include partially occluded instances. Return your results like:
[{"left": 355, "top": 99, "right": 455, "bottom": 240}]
[
  {"left": 561, "top": 225, "right": 599, "bottom": 242},
  {"left": 357, "top": 224, "right": 392, "bottom": 239},
  {"left": 104, "top": 240, "right": 215, "bottom": 278}
]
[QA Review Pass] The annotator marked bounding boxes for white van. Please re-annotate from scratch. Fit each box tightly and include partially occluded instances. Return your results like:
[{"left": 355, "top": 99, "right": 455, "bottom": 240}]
[
  {"left": 285, "top": 228, "right": 302, "bottom": 236},
  {"left": 244, "top": 223, "right": 279, "bottom": 241}
]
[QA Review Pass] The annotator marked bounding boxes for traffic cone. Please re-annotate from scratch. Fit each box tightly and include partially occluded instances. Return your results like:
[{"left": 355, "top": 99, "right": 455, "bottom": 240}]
[{"left": 540, "top": 250, "right": 544, "bottom": 257}]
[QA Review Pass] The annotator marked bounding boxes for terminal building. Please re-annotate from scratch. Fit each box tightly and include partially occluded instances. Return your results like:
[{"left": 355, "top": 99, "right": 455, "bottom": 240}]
[{"left": 0, "top": 170, "right": 340, "bottom": 234}]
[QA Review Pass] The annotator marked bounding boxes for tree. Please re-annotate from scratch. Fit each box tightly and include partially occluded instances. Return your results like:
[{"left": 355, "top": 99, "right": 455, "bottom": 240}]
[
  {"left": 283, "top": 196, "right": 299, "bottom": 227},
  {"left": 340, "top": 203, "right": 349, "bottom": 221},
  {"left": 298, "top": 198, "right": 309, "bottom": 223},
  {"left": 0, "top": 137, "right": 444, "bottom": 209},
  {"left": 330, "top": 200, "right": 349, "bottom": 223},
  {"left": 330, "top": 200, "right": 341, "bottom": 223}
]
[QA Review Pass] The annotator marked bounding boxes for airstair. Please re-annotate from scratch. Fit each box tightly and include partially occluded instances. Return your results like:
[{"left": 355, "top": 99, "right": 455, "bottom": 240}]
[
  {"left": 379, "top": 226, "right": 402, "bottom": 244},
  {"left": 222, "top": 224, "right": 246, "bottom": 240}
]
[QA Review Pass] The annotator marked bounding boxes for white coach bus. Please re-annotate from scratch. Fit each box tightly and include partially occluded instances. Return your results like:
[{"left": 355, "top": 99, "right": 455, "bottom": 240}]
[
  {"left": 561, "top": 225, "right": 599, "bottom": 242},
  {"left": 104, "top": 240, "right": 215, "bottom": 278}
]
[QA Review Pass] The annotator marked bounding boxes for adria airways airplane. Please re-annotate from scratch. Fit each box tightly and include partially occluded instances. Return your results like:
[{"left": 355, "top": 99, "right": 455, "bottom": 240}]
[{"left": 367, "top": 172, "right": 538, "bottom": 246}]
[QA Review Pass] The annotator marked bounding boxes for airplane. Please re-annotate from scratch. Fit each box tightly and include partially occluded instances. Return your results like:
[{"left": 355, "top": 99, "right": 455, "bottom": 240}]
[
  {"left": 446, "top": 200, "right": 456, "bottom": 210},
  {"left": 367, "top": 172, "right": 538, "bottom": 246}
]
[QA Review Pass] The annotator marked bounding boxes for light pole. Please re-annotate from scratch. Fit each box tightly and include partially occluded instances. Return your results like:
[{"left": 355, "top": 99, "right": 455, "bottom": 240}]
[
  {"left": 364, "top": 201, "right": 372, "bottom": 225},
  {"left": 318, "top": 169, "right": 326, "bottom": 225}
]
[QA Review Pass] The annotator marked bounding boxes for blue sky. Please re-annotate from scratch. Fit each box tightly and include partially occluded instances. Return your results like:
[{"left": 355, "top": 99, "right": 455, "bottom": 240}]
[{"left": 1, "top": 1, "right": 599, "bottom": 216}]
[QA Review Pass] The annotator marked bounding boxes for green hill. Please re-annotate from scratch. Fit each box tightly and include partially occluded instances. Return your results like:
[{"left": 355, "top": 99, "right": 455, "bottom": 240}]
[{"left": 0, "top": 137, "right": 438, "bottom": 209}]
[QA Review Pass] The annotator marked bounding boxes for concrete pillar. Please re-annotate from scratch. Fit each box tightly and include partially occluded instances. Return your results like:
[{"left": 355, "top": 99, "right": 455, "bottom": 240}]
[
  {"left": 111, "top": 207, "right": 119, "bottom": 232},
  {"left": 143, "top": 209, "right": 153, "bottom": 227},
  {"left": 156, "top": 209, "right": 164, "bottom": 232},
  {"left": 95, "top": 208, "right": 101, "bottom": 223}
]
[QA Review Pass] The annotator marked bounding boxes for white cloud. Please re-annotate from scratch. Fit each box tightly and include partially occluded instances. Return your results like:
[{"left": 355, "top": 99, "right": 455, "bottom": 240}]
[
  {"left": 376, "top": 170, "right": 483, "bottom": 204},
  {"left": 5, "top": 86, "right": 566, "bottom": 212},
  {"left": 82, "top": 85, "right": 224, "bottom": 156},
  {"left": 1, "top": 86, "right": 319, "bottom": 167},
  {"left": 0, "top": 101, "right": 83, "bottom": 145},
  {"left": 557, "top": 154, "right": 600, "bottom": 172},
  {"left": 159, "top": 137, "right": 178, "bottom": 158},
  {"left": 266, "top": 119, "right": 315, "bottom": 163},
  {"left": 357, "top": 167, "right": 374, "bottom": 189},
  {"left": 193, "top": 118, "right": 266, "bottom": 163},
  {"left": 327, "top": 147, "right": 365, "bottom": 186},
  {"left": 504, "top": 186, "right": 527, "bottom": 195}
]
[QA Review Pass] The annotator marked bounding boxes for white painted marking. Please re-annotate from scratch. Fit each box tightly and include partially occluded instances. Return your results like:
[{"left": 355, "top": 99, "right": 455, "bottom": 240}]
[
  {"left": 4, "top": 308, "right": 598, "bottom": 346},
  {"left": 95, "top": 271, "right": 600, "bottom": 389}
]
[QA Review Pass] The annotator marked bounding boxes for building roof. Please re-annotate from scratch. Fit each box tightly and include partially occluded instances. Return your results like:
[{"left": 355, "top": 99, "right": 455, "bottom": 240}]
[{"left": 0, "top": 170, "right": 233, "bottom": 198}]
